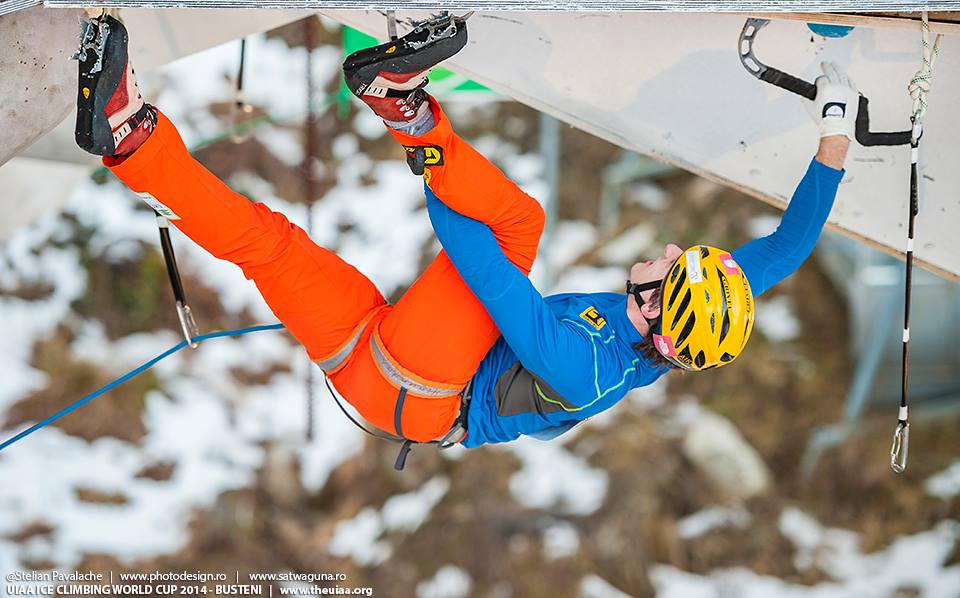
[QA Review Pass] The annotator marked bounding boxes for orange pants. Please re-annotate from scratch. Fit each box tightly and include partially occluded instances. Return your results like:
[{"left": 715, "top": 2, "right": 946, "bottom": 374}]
[{"left": 107, "top": 99, "right": 544, "bottom": 442}]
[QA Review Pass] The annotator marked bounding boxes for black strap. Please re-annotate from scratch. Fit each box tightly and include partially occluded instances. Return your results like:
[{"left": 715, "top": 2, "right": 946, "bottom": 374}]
[
  {"left": 394, "top": 387, "right": 408, "bottom": 438},
  {"left": 322, "top": 375, "right": 402, "bottom": 444},
  {"left": 321, "top": 370, "right": 471, "bottom": 471},
  {"left": 626, "top": 279, "right": 662, "bottom": 295},
  {"left": 395, "top": 440, "right": 414, "bottom": 471}
]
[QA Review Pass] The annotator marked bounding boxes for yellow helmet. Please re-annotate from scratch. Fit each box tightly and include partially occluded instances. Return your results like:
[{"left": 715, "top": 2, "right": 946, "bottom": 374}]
[{"left": 651, "top": 246, "right": 754, "bottom": 371}]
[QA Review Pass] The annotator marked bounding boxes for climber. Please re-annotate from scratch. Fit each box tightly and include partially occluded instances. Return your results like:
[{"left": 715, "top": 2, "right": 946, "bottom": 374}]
[{"left": 75, "top": 14, "right": 851, "bottom": 459}]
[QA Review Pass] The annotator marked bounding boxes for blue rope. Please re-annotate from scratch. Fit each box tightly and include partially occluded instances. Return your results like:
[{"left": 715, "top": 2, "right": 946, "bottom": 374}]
[{"left": 0, "top": 323, "right": 285, "bottom": 453}]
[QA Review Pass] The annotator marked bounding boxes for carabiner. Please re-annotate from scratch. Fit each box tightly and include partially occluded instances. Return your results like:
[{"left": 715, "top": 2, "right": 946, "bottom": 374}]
[
  {"left": 176, "top": 301, "right": 200, "bottom": 350},
  {"left": 890, "top": 420, "right": 910, "bottom": 474}
]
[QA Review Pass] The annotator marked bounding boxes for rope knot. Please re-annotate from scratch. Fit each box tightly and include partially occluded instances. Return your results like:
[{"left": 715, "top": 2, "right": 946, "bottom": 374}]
[{"left": 908, "top": 14, "right": 943, "bottom": 121}]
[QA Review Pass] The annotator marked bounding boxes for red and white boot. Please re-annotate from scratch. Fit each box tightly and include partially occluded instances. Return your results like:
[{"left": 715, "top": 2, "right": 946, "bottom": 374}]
[
  {"left": 342, "top": 13, "right": 468, "bottom": 127},
  {"left": 74, "top": 15, "right": 156, "bottom": 157}
]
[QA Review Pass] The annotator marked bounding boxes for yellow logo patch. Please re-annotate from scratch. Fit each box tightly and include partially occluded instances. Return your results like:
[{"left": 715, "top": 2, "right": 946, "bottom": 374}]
[
  {"left": 579, "top": 307, "right": 607, "bottom": 331},
  {"left": 386, "top": 46, "right": 397, "bottom": 54},
  {"left": 403, "top": 145, "right": 444, "bottom": 166},
  {"left": 82, "top": 87, "right": 90, "bottom": 99},
  {"left": 423, "top": 168, "right": 433, "bottom": 184}
]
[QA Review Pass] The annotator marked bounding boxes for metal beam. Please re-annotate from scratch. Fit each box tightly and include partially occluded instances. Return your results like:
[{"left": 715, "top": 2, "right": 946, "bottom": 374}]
[
  {"left": 42, "top": 1, "right": 960, "bottom": 12},
  {"left": 0, "top": 0, "right": 42, "bottom": 17}
]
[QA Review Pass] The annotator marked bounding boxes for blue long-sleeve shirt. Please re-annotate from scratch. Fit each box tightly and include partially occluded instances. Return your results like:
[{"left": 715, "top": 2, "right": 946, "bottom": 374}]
[{"left": 425, "top": 159, "right": 844, "bottom": 448}]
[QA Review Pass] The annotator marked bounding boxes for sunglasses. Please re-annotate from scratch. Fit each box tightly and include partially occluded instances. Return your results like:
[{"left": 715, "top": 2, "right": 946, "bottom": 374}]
[{"left": 625, "top": 279, "right": 663, "bottom": 309}]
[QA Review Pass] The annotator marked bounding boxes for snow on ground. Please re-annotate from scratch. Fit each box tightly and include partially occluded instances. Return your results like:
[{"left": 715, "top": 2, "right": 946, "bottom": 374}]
[
  {"left": 597, "top": 222, "right": 657, "bottom": 265},
  {"left": 926, "top": 460, "right": 960, "bottom": 500},
  {"left": 747, "top": 214, "right": 781, "bottom": 239},
  {"left": 0, "top": 216, "right": 87, "bottom": 414},
  {"left": 502, "top": 435, "right": 609, "bottom": 516},
  {"left": 580, "top": 575, "right": 636, "bottom": 598},
  {"left": 328, "top": 508, "right": 391, "bottom": 567},
  {"left": 625, "top": 181, "right": 667, "bottom": 212},
  {"left": 545, "top": 220, "right": 598, "bottom": 271},
  {"left": 676, "top": 505, "right": 752, "bottom": 540},
  {"left": 329, "top": 476, "right": 451, "bottom": 567},
  {"left": 756, "top": 295, "right": 801, "bottom": 343},
  {"left": 542, "top": 521, "right": 580, "bottom": 560},
  {"left": 416, "top": 565, "right": 473, "bottom": 598},
  {"left": 381, "top": 476, "right": 451, "bottom": 533},
  {"left": 652, "top": 510, "right": 960, "bottom": 598}
]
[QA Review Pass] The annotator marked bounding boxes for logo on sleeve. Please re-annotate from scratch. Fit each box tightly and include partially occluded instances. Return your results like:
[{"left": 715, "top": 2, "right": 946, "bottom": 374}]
[
  {"left": 135, "top": 191, "right": 180, "bottom": 221},
  {"left": 402, "top": 145, "right": 444, "bottom": 177},
  {"left": 402, "top": 145, "right": 444, "bottom": 166},
  {"left": 579, "top": 306, "right": 607, "bottom": 331}
]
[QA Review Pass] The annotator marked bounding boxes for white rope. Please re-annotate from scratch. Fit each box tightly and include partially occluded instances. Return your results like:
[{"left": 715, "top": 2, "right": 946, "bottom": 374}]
[{"left": 908, "top": 12, "right": 944, "bottom": 121}]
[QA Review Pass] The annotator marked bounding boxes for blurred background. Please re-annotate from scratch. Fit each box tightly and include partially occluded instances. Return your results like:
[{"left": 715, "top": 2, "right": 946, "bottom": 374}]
[{"left": 1, "top": 15, "right": 959, "bottom": 598}]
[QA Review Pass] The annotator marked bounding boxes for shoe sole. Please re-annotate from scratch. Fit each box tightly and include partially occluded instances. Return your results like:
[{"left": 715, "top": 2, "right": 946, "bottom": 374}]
[
  {"left": 342, "top": 19, "right": 467, "bottom": 96},
  {"left": 75, "top": 17, "right": 129, "bottom": 156}
]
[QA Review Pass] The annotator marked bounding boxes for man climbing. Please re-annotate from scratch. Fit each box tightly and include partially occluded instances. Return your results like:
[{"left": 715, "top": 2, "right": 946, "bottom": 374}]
[{"left": 76, "top": 14, "right": 853, "bottom": 468}]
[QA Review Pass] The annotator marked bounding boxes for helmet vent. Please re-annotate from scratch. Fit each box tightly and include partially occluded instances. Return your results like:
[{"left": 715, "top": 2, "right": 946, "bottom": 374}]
[
  {"left": 667, "top": 274, "right": 685, "bottom": 309},
  {"left": 694, "top": 351, "right": 706, "bottom": 368},
  {"left": 720, "top": 352, "right": 734, "bottom": 363},
  {"left": 720, "top": 311, "right": 731, "bottom": 343},
  {"left": 710, "top": 313, "right": 716, "bottom": 333},
  {"left": 670, "top": 264, "right": 683, "bottom": 284},
  {"left": 677, "top": 312, "right": 696, "bottom": 347},
  {"left": 675, "top": 288, "right": 692, "bottom": 318}
]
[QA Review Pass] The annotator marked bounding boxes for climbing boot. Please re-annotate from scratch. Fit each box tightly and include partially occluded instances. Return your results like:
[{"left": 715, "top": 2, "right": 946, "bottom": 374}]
[
  {"left": 74, "top": 14, "right": 156, "bottom": 157},
  {"left": 342, "top": 12, "right": 468, "bottom": 123}
]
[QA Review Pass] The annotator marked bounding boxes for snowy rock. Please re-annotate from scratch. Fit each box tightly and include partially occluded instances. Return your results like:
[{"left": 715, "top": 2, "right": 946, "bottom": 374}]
[
  {"left": 756, "top": 296, "right": 801, "bottom": 343},
  {"left": 416, "top": 565, "right": 472, "bottom": 598},
  {"left": 580, "top": 575, "right": 635, "bottom": 598},
  {"left": 682, "top": 410, "right": 771, "bottom": 500},
  {"left": 506, "top": 436, "right": 609, "bottom": 516},
  {"left": 598, "top": 223, "right": 657, "bottom": 266},
  {"left": 926, "top": 460, "right": 960, "bottom": 500},
  {"left": 328, "top": 508, "right": 391, "bottom": 567},
  {"left": 381, "top": 476, "right": 450, "bottom": 533},
  {"left": 676, "top": 505, "right": 751, "bottom": 539},
  {"left": 543, "top": 521, "right": 580, "bottom": 560},
  {"left": 625, "top": 181, "right": 667, "bottom": 211}
]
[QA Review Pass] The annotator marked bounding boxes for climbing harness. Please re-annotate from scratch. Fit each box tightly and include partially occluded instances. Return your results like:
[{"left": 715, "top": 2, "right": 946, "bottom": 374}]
[
  {"left": 739, "top": 15, "right": 943, "bottom": 473},
  {"left": 322, "top": 375, "right": 469, "bottom": 471},
  {"left": 313, "top": 319, "right": 469, "bottom": 471}
]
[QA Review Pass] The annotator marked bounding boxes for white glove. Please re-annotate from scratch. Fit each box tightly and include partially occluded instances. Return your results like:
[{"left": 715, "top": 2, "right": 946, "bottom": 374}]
[{"left": 807, "top": 61, "right": 859, "bottom": 141}]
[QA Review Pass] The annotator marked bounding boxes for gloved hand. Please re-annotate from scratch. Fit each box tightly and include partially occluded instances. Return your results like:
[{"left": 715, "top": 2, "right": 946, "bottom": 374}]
[{"left": 807, "top": 61, "right": 859, "bottom": 141}]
